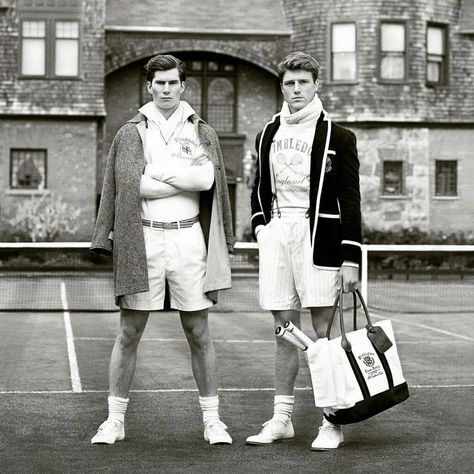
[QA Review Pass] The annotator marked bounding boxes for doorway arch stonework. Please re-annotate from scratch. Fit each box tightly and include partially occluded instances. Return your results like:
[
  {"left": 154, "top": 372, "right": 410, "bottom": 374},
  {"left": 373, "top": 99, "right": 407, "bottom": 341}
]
[{"left": 105, "top": 33, "right": 290, "bottom": 76}]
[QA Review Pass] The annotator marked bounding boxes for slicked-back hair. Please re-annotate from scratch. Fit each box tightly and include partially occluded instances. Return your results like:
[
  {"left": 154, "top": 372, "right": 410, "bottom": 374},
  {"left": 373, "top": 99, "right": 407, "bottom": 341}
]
[
  {"left": 277, "top": 52, "right": 320, "bottom": 83},
  {"left": 145, "top": 54, "right": 187, "bottom": 83}
]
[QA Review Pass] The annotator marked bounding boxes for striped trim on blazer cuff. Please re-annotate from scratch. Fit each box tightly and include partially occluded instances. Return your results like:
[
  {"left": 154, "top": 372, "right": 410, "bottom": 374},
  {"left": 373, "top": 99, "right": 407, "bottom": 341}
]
[
  {"left": 341, "top": 240, "right": 362, "bottom": 266},
  {"left": 342, "top": 239, "right": 362, "bottom": 248},
  {"left": 251, "top": 212, "right": 266, "bottom": 239}
]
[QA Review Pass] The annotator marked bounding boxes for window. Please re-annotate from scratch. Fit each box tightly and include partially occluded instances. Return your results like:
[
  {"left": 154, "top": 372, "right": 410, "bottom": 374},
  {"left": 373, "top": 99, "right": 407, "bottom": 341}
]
[
  {"left": 435, "top": 160, "right": 457, "bottom": 196},
  {"left": 20, "top": 19, "right": 80, "bottom": 77},
  {"left": 55, "top": 21, "right": 79, "bottom": 76},
  {"left": 331, "top": 23, "right": 357, "bottom": 81},
  {"left": 10, "top": 149, "right": 47, "bottom": 190},
  {"left": 427, "top": 24, "right": 447, "bottom": 85},
  {"left": 21, "top": 20, "right": 46, "bottom": 76},
  {"left": 380, "top": 22, "right": 407, "bottom": 82},
  {"left": 207, "top": 77, "right": 235, "bottom": 132},
  {"left": 183, "top": 60, "right": 236, "bottom": 133},
  {"left": 383, "top": 161, "right": 404, "bottom": 195}
]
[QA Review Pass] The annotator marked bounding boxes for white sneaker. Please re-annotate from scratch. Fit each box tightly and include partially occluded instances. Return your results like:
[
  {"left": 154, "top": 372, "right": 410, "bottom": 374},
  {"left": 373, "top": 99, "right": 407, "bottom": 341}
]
[
  {"left": 311, "top": 418, "right": 343, "bottom": 450},
  {"left": 246, "top": 418, "right": 294, "bottom": 445},
  {"left": 91, "top": 419, "right": 125, "bottom": 445},
  {"left": 203, "top": 420, "right": 233, "bottom": 445}
]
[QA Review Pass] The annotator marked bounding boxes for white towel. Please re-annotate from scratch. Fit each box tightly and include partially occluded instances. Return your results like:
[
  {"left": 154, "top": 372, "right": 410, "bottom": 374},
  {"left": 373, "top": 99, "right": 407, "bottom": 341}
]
[{"left": 305, "top": 339, "right": 338, "bottom": 408}]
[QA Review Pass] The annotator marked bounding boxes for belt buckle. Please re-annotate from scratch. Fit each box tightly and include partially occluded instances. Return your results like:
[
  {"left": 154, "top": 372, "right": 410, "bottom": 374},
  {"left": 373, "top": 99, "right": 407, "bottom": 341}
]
[{"left": 163, "top": 221, "right": 173, "bottom": 230}]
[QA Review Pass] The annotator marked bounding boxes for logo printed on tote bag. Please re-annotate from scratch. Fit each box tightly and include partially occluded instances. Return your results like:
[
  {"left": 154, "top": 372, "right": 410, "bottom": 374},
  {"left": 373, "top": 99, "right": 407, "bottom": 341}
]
[
  {"left": 358, "top": 352, "right": 384, "bottom": 380},
  {"left": 362, "top": 355, "right": 375, "bottom": 367}
]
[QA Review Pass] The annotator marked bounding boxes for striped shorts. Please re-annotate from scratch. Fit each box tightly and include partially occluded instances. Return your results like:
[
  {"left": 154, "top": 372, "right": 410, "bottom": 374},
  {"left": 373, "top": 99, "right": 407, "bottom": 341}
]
[{"left": 257, "top": 216, "right": 339, "bottom": 311}]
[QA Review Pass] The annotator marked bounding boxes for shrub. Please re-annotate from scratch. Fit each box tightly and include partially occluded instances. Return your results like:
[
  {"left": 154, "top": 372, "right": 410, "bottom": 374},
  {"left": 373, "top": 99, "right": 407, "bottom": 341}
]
[
  {"left": 362, "top": 225, "right": 474, "bottom": 245},
  {"left": 2, "top": 193, "right": 81, "bottom": 242}
]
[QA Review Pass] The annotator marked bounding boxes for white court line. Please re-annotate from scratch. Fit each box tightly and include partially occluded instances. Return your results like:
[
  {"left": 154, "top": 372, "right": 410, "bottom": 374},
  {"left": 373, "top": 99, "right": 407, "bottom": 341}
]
[
  {"left": 371, "top": 311, "right": 474, "bottom": 343},
  {"left": 75, "top": 337, "right": 274, "bottom": 344},
  {"left": 1, "top": 384, "right": 474, "bottom": 395},
  {"left": 60, "top": 281, "right": 82, "bottom": 393},
  {"left": 74, "top": 337, "right": 467, "bottom": 345}
]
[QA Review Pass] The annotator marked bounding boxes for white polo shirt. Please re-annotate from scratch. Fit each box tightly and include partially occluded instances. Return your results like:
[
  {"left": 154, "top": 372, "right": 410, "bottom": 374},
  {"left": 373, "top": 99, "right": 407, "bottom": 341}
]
[{"left": 139, "top": 101, "right": 207, "bottom": 221}]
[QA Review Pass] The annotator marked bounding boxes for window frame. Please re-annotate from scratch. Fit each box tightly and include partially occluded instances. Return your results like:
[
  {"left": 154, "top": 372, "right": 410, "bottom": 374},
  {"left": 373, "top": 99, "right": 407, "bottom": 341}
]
[
  {"left": 426, "top": 22, "right": 449, "bottom": 87},
  {"left": 434, "top": 160, "right": 457, "bottom": 198},
  {"left": 382, "top": 160, "right": 405, "bottom": 197},
  {"left": 329, "top": 21, "right": 358, "bottom": 84},
  {"left": 19, "top": 15, "right": 81, "bottom": 79},
  {"left": 185, "top": 59, "right": 238, "bottom": 134},
  {"left": 378, "top": 20, "right": 409, "bottom": 84},
  {"left": 9, "top": 148, "right": 48, "bottom": 191}
]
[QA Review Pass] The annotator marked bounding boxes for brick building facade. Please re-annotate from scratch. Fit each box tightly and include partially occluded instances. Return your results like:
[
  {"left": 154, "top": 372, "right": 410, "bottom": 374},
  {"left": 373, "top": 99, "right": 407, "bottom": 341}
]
[
  {"left": 0, "top": 0, "right": 105, "bottom": 240},
  {"left": 1, "top": 0, "right": 473, "bottom": 240}
]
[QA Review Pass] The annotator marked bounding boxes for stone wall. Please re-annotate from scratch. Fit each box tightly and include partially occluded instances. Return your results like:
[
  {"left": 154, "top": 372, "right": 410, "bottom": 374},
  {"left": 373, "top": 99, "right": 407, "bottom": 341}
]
[
  {"left": 0, "top": 118, "right": 97, "bottom": 240},
  {"left": 348, "top": 124, "right": 474, "bottom": 233}
]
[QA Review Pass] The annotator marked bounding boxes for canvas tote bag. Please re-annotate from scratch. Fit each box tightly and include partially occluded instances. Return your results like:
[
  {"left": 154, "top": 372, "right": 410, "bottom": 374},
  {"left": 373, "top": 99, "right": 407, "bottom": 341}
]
[{"left": 305, "top": 289, "right": 409, "bottom": 425}]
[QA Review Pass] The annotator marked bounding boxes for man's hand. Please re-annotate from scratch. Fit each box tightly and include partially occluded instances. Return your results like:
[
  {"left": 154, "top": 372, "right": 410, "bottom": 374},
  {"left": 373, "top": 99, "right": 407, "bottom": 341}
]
[
  {"left": 336, "top": 264, "right": 359, "bottom": 293},
  {"left": 191, "top": 153, "right": 210, "bottom": 166}
]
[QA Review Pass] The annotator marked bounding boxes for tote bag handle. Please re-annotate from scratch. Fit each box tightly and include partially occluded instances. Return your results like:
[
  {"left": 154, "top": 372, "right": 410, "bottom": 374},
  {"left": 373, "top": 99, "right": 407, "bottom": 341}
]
[{"left": 326, "top": 288, "right": 374, "bottom": 352}]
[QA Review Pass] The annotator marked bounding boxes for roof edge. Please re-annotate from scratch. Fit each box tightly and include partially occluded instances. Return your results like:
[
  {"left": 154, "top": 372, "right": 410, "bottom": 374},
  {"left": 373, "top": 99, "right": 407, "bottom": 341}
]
[{"left": 105, "top": 25, "right": 292, "bottom": 36}]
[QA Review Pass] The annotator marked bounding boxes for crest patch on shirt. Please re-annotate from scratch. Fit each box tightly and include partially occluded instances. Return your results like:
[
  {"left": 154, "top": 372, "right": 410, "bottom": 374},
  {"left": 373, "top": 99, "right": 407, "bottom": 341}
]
[
  {"left": 325, "top": 156, "right": 332, "bottom": 173},
  {"left": 175, "top": 137, "right": 198, "bottom": 158},
  {"left": 181, "top": 143, "right": 193, "bottom": 155}
]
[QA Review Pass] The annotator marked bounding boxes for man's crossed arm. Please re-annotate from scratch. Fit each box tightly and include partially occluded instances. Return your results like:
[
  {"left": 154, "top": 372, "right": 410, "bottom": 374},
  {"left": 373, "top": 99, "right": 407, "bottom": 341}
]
[{"left": 140, "top": 154, "right": 214, "bottom": 199}]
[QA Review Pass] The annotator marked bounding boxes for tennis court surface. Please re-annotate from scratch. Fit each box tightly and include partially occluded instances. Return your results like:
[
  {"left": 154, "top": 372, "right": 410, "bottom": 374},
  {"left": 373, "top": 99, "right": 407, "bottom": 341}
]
[
  {"left": 1, "top": 305, "right": 473, "bottom": 473},
  {"left": 1, "top": 244, "right": 473, "bottom": 473}
]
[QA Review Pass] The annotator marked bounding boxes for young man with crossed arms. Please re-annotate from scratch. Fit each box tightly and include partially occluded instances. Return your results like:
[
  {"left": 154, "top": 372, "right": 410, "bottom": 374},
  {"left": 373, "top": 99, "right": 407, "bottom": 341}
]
[
  {"left": 247, "top": 52, "right": 362, "bottom": 450},
  {"left": 91, "top": 55, "right": 235, "bottom": 445}
]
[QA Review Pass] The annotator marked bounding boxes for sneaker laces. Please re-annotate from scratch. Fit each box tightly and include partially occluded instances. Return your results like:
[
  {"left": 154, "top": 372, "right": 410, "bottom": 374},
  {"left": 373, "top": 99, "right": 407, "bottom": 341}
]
[
  {"left": 260, "top": 418, "right": 285, "bottom": 433},
  {"left": 319, "top": 420, "right": 338, "bottom": 435},
  {"left": 97, "top": 419, "right": 122, "bottom": 433},
  {"left": 205, "top": 419, "right": 228, "bottom": 432}
]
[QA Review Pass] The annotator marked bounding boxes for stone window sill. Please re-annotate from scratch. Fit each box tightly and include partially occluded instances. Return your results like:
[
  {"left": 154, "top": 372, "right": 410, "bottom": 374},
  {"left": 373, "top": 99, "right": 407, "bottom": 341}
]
[{"left": 5, "top": 189, "right": 50, "bottom": 196}]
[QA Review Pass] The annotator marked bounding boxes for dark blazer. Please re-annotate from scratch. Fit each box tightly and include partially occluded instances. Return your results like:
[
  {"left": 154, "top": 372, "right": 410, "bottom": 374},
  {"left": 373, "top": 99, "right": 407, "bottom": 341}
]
[{"left": 251, "top": 110, "right": 362, "bottom": 268}]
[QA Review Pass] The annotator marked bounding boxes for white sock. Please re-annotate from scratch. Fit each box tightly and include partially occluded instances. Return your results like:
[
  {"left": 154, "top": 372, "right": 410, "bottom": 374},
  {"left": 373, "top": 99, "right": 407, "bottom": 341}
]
[
  {"left": 107, "top": 396, "right": 129, "bottom": 424},
  {"left": 273, "top": 395, "right": 294, "bottom": 423},
  {"left": 322, "top": 409, "right": 338, "bottom": 426},
  {"left": 199, "top": 395, "right": 220, "bottom": 426}
]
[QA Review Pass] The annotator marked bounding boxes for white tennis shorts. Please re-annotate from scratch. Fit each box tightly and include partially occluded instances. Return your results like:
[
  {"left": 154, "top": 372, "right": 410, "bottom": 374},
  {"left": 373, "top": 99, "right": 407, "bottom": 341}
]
[
  {"left": 257, "top": 216, "right": 339, "bottom": 311},
  {"left": 120, "top": 222, "right": 213, "bottom": 312}
]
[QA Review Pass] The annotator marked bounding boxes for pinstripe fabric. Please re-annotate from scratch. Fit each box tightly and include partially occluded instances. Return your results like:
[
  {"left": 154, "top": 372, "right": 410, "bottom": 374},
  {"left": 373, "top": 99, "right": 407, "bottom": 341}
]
[{"left": 258, "top": 217, "right": 339, "bottom": 311}]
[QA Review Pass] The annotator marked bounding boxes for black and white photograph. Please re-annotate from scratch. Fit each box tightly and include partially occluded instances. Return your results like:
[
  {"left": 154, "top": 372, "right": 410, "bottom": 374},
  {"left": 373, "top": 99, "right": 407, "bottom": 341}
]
[{"left": 0, "top": 0, "right": 473, "bottom": 472}]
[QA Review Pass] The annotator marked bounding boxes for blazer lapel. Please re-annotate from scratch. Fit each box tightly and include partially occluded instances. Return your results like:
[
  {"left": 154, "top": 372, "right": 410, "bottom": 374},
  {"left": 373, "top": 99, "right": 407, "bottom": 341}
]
[{"left": 309, "top": 113, "right": 328, "bottom": 217}]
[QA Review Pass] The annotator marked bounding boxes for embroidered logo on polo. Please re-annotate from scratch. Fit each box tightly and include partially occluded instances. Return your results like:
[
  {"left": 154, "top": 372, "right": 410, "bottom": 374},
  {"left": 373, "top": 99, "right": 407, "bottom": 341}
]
[
  {"left": 181, "top": 144, "right": 192, "bottom": 155},
  {"left": 173, "top": 137, "right": 199, "bottom": 160}
]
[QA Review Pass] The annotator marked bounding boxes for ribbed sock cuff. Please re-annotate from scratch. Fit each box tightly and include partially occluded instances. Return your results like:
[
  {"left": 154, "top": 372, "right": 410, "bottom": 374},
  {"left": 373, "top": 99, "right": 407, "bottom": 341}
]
[
  {"left": 273, "top": 395, "right": 294, "bottom": 423},
  {"left": 108, "top": 396, "right": 129, "bottom": 424},
  {"left": 199, "top": 395, "right": 220, "bottom": 425}
]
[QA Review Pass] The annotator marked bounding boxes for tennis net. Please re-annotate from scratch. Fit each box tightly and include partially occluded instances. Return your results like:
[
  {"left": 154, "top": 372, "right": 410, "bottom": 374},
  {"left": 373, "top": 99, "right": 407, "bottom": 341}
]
[
  {"left": 0, "top": 242, "right": 473, "bottom": 313},
  {"left": 0, "top": 242, "right": 260, "bottom": 313}
]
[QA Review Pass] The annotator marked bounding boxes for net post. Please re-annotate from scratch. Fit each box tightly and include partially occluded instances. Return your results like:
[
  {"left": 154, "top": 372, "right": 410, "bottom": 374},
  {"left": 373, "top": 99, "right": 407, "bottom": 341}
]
[{"left": 361, "top": 244, "right": 368, "bottom": 304}]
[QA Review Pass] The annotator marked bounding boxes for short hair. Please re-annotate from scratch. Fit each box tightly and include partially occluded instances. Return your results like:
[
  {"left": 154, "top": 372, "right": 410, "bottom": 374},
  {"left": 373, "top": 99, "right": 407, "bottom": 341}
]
[
  {"left": 145, "top": 54, "right": 187, "bottom": 83},
  {"left": 277, "top": 52, "right": 320, "bottom": 83}
]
